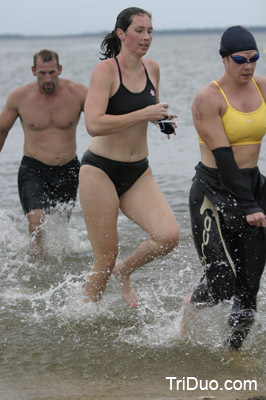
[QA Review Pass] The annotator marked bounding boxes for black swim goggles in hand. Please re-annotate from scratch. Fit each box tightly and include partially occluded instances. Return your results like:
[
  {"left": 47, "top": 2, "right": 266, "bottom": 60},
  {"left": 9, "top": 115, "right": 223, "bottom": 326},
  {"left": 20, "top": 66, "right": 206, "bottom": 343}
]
[
  {"left": 230, "top": 52, "right": 259, "bottom": 64},
  {"left": 156, "top": 117, "right": 175, "bottom": 135}
]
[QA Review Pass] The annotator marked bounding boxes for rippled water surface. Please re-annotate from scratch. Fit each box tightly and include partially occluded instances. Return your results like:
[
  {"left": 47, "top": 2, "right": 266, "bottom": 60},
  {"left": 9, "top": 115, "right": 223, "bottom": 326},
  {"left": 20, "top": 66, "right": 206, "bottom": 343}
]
[{"left": 0, "top": 33, "right": 266, "bottom": 400}]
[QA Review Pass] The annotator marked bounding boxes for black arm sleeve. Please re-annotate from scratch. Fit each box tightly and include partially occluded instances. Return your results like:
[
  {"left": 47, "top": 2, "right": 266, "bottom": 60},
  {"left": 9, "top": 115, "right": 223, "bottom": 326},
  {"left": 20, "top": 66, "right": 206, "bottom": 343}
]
[{"left": 212, "top": 146, "right": 264, "bottom": 215}]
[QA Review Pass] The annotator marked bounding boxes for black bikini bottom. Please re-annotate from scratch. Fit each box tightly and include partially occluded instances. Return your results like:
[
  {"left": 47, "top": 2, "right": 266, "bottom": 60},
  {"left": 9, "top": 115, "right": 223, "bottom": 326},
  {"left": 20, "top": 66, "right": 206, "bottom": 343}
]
[{"left": 80, "top": 149, "right": 149, "bottom": 196}]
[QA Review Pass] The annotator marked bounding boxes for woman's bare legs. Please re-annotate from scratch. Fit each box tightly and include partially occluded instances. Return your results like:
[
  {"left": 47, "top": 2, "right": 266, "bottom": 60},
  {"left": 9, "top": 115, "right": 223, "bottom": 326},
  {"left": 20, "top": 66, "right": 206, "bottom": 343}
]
[
  {"left": 79, "top": 166, "right": 179, "bottom": 305},
  {"left": 113, "top": 168, "right": 179, "bottom": 306},
  {"left": 79, "top": 165, "right": 120, "bottom": 302}
]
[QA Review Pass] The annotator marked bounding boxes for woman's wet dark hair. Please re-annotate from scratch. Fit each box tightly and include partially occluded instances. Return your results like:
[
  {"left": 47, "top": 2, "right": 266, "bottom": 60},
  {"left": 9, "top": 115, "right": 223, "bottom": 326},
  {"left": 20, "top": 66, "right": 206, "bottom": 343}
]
[{"left": 100, "top": 7, "right": 152, "bottom": 60}]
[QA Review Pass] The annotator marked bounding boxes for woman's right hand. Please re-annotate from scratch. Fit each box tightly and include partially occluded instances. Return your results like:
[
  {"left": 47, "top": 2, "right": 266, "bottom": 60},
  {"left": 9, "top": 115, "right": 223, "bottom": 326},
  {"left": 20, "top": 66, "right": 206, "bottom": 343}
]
[{"left": 145, "top": 103, "right": 175, "bottom": 123}]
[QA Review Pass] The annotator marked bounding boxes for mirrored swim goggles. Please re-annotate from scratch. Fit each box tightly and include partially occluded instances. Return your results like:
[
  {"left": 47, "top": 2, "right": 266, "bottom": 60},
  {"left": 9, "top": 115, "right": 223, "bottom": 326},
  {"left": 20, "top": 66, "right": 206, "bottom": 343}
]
[{"left": 230, "top": 52, "right": 260, "bottom": 64}]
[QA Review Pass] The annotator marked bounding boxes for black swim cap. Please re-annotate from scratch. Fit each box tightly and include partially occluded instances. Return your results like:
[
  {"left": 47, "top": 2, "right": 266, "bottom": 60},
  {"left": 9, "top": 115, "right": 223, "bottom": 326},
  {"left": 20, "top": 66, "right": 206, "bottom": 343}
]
[{"left": 219, "top": 25, "right": 258, "bottom": 57}]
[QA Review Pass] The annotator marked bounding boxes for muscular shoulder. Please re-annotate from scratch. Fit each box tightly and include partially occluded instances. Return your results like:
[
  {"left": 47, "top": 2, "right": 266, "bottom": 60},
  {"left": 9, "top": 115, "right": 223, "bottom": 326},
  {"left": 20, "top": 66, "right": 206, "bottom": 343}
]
[
  {"left": 62, "top": 78, "right": 87, "bottom": 92},
  {"left": 193, "top": 81, "right": 222, "bottom": 104},
  {"left": 192, "top": 81, "right": 224, "bottom": 117},
  {"left": 60, "top": 78, "right": 88, "bottom": 108},
  {"left": 254, "top": 76, "right": 266, "bottom": 101},
  {"left": 4, "top": 82, "right": 35, "bottom": 109}
]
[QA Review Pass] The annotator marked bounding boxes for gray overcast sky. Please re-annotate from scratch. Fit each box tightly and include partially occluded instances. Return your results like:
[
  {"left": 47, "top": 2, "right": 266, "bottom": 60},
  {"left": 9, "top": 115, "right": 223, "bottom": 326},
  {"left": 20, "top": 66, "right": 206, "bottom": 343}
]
[{"left": 0, "top": 0, "right": 265, "bottom": 36}]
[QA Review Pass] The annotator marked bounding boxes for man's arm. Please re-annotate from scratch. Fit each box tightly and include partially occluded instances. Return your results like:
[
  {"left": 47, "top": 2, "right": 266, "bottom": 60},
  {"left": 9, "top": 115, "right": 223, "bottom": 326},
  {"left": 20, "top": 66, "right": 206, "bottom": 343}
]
[{"left": 0, "top": 91, "right": 19, "bottom": 151}]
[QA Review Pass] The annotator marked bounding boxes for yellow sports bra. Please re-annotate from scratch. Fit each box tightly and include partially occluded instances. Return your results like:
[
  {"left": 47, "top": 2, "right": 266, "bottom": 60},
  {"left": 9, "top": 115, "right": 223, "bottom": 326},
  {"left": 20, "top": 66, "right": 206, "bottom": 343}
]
[{"left": 198, "top": 78, "right": 266, "bottom": 146}]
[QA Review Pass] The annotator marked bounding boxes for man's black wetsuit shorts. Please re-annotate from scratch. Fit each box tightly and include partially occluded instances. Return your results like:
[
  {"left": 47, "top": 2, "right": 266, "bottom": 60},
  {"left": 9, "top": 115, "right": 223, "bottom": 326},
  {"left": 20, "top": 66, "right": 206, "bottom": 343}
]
[{"left": 18, "top": 155, "right": 80, "bottom": 214}]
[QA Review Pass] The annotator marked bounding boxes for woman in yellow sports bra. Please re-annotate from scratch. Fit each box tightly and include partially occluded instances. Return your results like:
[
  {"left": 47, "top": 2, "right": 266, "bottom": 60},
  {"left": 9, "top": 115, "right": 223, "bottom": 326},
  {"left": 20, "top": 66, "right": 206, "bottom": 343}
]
[{"left": 182, "top": 26, "right": 266, "bottom": 350}]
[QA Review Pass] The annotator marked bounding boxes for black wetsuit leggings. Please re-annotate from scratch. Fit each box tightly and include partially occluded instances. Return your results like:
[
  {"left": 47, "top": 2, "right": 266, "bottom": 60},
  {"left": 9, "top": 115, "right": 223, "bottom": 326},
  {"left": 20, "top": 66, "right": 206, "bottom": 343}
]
[{"left": 189, "top": 163, "right": 266, "bottom": 330}]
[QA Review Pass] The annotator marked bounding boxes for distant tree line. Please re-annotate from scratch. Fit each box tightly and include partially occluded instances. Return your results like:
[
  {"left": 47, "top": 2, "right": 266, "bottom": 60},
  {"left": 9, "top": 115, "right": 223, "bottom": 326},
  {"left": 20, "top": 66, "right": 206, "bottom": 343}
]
[{"left": 0, "top": 26, "right": 265, "bottom": 40}]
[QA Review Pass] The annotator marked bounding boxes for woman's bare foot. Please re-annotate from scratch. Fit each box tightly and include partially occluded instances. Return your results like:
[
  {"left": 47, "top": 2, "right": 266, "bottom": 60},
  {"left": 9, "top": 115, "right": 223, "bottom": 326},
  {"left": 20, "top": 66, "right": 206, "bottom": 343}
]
[
  {"left": 113, "top": 261, "right": 137, "bottom": 307},
  {"left": 82, "top": 270, "right": 109, "bottom": 303},
  {"left": 83, "top": 280, "right": 98, "bottom": 303}
]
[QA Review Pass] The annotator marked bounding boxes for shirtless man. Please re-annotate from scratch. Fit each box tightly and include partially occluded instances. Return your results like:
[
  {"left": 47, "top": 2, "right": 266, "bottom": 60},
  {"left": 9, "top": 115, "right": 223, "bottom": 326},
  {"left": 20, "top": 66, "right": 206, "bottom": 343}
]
[{"left": 0, "top": 49, "right": 88, "bottom": 247}]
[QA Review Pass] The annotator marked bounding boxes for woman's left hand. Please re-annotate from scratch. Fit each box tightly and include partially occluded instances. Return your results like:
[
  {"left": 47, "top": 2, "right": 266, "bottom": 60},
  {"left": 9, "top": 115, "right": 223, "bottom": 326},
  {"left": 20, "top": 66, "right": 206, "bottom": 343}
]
[
  {"left": 246, "top": 212, "right": 266, "bottom": 227},
  {"left": 166, "top": 114, "right": 178, "bottom": 139}
]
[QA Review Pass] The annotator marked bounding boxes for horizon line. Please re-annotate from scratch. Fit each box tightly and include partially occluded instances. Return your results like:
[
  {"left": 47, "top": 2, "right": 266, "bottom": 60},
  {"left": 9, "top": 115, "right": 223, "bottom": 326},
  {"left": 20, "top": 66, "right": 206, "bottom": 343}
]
[{"left": 0, "top": 26, "right": 266, "bottom": 39}]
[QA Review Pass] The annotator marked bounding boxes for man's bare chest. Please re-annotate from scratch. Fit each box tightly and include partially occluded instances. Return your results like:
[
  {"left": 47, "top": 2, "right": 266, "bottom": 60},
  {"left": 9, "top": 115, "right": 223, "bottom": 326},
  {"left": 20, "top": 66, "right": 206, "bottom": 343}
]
[{"left": 19, "top": 98, "right": 80, "bottom": 131}]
